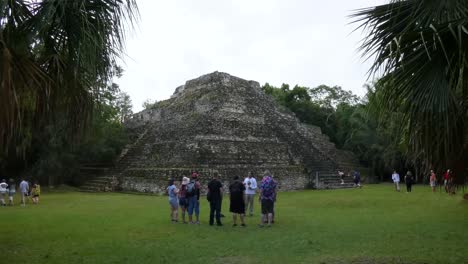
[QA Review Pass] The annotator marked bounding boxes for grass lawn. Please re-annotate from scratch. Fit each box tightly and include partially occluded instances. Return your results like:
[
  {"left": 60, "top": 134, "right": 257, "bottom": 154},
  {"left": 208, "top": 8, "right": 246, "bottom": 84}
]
[{"left": 2, "top": 184, "right": 467, "bottom": 264}]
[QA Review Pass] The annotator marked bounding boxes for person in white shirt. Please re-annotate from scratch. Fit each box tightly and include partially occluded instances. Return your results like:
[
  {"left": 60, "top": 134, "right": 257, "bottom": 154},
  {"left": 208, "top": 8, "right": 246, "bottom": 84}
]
[
  {"left": 0, "top": 179, "right": 8, "bottom": 206},
  {"left": 391, "top": 170, "right": 400, "bottom": 192},
  {"left": 243, "top": 172, "right": 257, "bottom": 216},
  {"left": 19, "top": 178, "right": 30, "bottom": 206},
  {"left": 338, "top": 170, "right": 345, "bottom": 184}
]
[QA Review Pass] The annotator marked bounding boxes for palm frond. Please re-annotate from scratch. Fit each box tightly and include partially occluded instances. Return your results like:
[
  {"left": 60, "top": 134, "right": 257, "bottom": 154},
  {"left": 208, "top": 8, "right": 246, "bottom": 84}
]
[
  {"left": 0, "top": 0, "right": 139, "bottom": 156},
  {"left": 352, "top": 0, "right": 467, "bottom": 171}
]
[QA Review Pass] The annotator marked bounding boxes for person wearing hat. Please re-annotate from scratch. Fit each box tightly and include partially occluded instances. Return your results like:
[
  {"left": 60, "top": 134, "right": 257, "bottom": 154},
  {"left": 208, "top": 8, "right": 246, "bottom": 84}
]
[{"left": 178, "top": 177, "right": 190, "bottom": 224}]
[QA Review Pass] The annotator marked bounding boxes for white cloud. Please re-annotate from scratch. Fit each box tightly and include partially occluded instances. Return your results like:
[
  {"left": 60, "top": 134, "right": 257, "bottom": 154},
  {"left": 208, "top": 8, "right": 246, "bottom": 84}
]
[{"left": 117, "top": 0, "right": 387, "bottom": 111}]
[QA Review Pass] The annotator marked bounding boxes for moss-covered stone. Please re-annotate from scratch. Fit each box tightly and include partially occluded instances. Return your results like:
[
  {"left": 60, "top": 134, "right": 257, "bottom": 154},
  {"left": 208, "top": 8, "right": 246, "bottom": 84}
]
[{"left": 111, "top": 72, "right": 364, "bottom": 193}]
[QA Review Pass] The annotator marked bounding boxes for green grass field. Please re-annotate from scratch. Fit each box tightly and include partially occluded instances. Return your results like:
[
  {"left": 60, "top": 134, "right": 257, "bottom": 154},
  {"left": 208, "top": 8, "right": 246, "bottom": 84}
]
[{"left": 2, "top": 184, "right": 467, "bottom": 264}]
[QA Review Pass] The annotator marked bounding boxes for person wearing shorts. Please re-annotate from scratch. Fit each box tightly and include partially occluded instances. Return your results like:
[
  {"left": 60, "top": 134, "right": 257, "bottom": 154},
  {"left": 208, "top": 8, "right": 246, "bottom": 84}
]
[
  {"left": 187, "top": 174, "right": 201, "bottom": 224},
  {"left": 178, "top": 177, "right": 190, "bottom": 224},
  {"left": 31, "top": 182, "right": 41, "bottom": 204},
  {"left": 8, "top": 179, "right": 16, "bottom": 206},
  {"left": 259, "top": 171, "right": 277, "bottom": 228},
  {"left": 166, "top": 179, "right": 179, "bottom": 223}
]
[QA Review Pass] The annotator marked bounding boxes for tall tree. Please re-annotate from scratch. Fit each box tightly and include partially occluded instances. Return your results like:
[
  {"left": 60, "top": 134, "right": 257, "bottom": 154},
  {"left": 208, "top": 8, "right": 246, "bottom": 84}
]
[
  {"left": 0, "top": 0, "right": 138, "bottom": 157},
  {"left": 352, "top": 0, "right": 467, "bottom": 176}
]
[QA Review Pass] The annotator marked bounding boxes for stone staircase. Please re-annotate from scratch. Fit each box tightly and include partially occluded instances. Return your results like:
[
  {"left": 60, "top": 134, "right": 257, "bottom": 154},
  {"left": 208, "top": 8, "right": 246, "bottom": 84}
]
[
  {"left": 78, "top": 126, "right": 152, "bottom": 192},
  {"left": 314, "top": 171, "right": 356, "bottom": 189}
]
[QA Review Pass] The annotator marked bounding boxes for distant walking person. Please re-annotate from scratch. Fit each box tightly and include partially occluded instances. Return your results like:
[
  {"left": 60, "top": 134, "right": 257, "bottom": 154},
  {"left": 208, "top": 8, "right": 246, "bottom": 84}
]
[
  {"left": 243, "top": 172, "right": 257, "bottom": 216},
  {"left": 259, "top": 171, "right": 277, "bottom": 227},
  {"left": 187, "top": 174, "right": 201, "bottom": 224},
  {"left": 207, "top": 173, "right": 223, "bottom": 226},
  {"left": 166, "top": 179, "right": 179, "bottom": 223},
  {"left": 178, "top": 177, "right": 190, "bottom": 224},
  {"left": 8, "top": 179, "right": 16, "bottom": 206},
  {"left": 338, "top": 170, "right": 345, "bottom": 185},
  {"left": 229, "top": 176, "right": 246, "bottom": 227},
  {"left": 31, "top": 182, "right": 41, "bottom": 204},
  {"left": 353, "top": 171, "right": 361, "bottom": 188},
  {"left": 405, "top": 171, "right": 413, "bottom": 193},
  {"left": 391, "top": 170, "right": 400, "bottom": 192},
  {"left": 19, "top": 178, "right": 29, "bottom": 206},
  {"left": 429, "top": 170, "right": 437, "bottom": 192},
  {"left": 0, "top": 179, "right": 8, "bottom": 206},
  {"left": 443, "top": 169, "right": 451, "bottom": 193}
]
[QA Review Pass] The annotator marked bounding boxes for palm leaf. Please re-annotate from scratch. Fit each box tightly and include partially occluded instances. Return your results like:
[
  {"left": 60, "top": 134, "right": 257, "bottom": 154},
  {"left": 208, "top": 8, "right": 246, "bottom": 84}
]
[{"left": 352, "top": 0, "right": 467, "bottom": 172}]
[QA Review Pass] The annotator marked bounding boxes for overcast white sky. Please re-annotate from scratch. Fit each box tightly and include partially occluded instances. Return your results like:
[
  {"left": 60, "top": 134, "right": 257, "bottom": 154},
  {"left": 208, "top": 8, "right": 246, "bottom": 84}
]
[{"left": 117, "top": 0, "right": 387, "bottom": 112}]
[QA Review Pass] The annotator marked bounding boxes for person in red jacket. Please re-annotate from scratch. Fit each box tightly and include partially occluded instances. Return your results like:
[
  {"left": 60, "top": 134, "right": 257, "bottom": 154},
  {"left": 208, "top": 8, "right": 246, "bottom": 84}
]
[{"left": 443, "top": 169, "right": 451, "bottom": 193}]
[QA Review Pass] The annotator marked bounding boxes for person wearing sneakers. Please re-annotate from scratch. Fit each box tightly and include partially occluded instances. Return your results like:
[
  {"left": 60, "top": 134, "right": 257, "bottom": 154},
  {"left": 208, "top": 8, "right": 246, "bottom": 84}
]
[
  {"left": 243, "top": 171, "right": 257, "bottom": 216},
  {"left": 338, "top": 170, "right": 345, "bottom": 185},
  {"left": 178, "top": 176, "right": 190, "bottom": 224},
  {"left": 187, "top": 173, "right": 201, "bottom": 224},
  {"left": 259, "top": 171, "right": 277, "bottom": 228},
  {"left": 166, "top": 179, "right": 179, "bottom": 223},
  {"left": 391, "top": 170, "right": 400, "bottom": 192},
  {"left": 8, "top": 179, "right": 16, "bottom": 206}
]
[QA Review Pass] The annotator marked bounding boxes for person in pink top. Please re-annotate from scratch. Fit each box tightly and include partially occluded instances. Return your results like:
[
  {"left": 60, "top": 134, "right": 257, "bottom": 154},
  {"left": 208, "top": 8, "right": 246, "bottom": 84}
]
[
  {"left": 429, "top": 170, "right": 437, "bottom": 192},
  {"left": 178, "top": 177, "right": 190, "bottom": 224}
]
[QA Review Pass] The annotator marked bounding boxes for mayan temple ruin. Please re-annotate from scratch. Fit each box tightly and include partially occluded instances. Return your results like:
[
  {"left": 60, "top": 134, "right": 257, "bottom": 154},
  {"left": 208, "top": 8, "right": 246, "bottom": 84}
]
[{"left": 80, "top": 72, "right": 367, "bottom": 193}]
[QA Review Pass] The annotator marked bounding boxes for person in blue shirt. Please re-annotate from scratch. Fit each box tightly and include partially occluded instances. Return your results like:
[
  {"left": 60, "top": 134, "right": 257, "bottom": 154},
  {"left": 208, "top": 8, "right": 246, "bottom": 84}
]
[
  {"left": 353, "top": 171, "right": 361, "bottom": 188},
  {"left": 166, "top": 179, "right": 179, "bottom": 223}
]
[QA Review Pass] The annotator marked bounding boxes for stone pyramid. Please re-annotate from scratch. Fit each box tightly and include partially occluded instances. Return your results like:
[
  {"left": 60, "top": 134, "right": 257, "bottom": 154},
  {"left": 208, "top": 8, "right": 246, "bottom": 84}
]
[{"left": 83, "top": 72, "right": 364, "bottom": 193}]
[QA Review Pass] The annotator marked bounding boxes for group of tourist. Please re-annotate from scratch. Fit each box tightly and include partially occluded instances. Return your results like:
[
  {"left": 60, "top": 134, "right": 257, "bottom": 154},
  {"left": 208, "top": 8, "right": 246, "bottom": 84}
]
[
  {"left": 338, "top": 170, "right": 361, "bottom": 188},
  {"left": 391, "top": 169, "right": 455, "bottom": 194},
  {"left": 166, "top": 170, "right": 277, "bottom": 227},
  {"left": 0, "top": 178, "right": 40, "bottom": 206}
]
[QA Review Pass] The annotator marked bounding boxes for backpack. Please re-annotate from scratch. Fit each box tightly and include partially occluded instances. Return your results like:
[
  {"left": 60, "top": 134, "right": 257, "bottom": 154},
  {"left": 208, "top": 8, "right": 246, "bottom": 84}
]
[{"left": 186, "top": 181, "right": 197, "bottom": 197}]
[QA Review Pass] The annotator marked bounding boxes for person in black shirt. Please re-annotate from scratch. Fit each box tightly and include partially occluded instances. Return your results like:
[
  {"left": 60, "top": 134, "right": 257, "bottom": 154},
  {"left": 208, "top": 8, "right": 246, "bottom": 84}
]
[
  {"left": 207, "top": 173, "right": 223, "bottom": 226},
  {"left": 229, "top": 176, "right": 246, "bottom": 227}
]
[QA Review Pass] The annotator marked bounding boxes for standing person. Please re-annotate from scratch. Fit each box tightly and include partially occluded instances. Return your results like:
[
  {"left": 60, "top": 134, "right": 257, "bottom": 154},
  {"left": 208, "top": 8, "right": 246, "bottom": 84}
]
[
  {"left": 207, "top": 173, "right": 223, "bottom": 226},
  {"left": 166, "top": 179, "right": 179, "bottom": 223},
  {"left": 405, "top": 171, "right": 413, "bottom": 193},
  {"left": 8, "top": 179, "right": 16, "bottom": 206},
  {"left": 19, "top": 178, "right": 29, "bottom": 206},
  {"left": 187, "top": 174, "right": 201, "bottom": 224},
  {"left": 31, "top": 181, "right": 41, "bottom": 204},
  {"left": 243, "top": 171, "right": 257, "bottom": 216},
  {"left": 443, "top": 169, "right": 451, "bottom": 193},
  {"left": 353, "top": 171, "right": 361, "bottom": 188},
  {"left": 259, "top": 171, "right": 277, "bottom": 228},
  {"left": 229, "top": 176, "right": 246, "bottom": 227},
  {"left": 429, "top": 170, "right": 437, "bottom": 192},
  {"left": 391, "top": 170, "right": 400, "bottom": 192},
  {"left": 447, "top": 171, "right": 455, "bottom": 195},
  {"left": 178, "top": 177, "right": 190, "bottom": 224},
  {"left": 0, "top": 179, "right": 8, "bottom": 206},
  {"left": 339, "top": 170, "right": 345, "bottom": 185}
]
